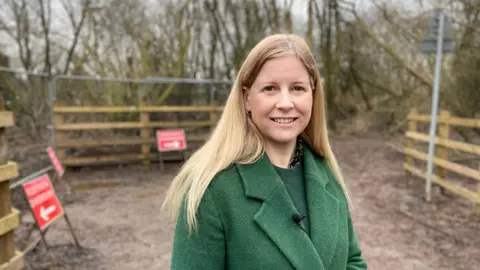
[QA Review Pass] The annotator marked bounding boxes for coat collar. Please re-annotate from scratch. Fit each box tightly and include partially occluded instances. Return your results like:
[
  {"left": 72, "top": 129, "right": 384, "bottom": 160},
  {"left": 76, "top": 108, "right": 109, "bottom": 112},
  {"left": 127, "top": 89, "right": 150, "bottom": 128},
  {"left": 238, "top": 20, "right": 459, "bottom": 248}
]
[
  {"left": 236, "top": 144, "right": 340, "bottom": 270},
  {"left": 238, "top": 144, "right": 330, "bottom": 200}
]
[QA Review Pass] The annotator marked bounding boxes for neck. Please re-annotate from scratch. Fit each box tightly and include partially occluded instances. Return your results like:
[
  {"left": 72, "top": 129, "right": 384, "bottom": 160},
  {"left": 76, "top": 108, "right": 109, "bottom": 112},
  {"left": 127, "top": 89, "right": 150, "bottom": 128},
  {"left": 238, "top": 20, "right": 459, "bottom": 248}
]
[{"left": 264, "top": 139, "right": 297, "bottom": 168}]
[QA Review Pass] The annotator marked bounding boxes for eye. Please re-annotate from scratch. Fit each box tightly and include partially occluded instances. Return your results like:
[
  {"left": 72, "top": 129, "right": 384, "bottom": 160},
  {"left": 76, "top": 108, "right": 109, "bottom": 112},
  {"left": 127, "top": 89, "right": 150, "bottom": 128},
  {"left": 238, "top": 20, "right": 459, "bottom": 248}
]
[
  {"left": 262, "top": 86, "right": 275, "bottom": 92},
  {"left": 293, "top": 86, "right": 306, "bottom": 91}
]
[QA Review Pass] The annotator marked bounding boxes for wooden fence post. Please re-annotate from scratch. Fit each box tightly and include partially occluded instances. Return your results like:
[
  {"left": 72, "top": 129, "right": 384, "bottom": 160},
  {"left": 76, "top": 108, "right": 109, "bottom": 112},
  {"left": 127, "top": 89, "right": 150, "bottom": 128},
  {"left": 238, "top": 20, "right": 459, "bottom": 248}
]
[
  {"left": 477, "top": 163, "right": 480, "bottom": 216},
  {"left": 209, "top": 85, "right": 218, "bottom": 134},
  {"left": 140, "top": 101, "right": 150, "bottom": 166},
  {"left": 405, "top": 108, "right": 418, "bottom": 177},
  {"left": 54, "top": 101, "right": 66, "bottom": 161},
  {"left": 0, "top": 97, "right": 24, "bottom": 270},
  {"left": 435, "top": 110, "right": 450, "bottom": 195},
  {"left": 209, "top": 102, "right": 218, "bottom": 134}
]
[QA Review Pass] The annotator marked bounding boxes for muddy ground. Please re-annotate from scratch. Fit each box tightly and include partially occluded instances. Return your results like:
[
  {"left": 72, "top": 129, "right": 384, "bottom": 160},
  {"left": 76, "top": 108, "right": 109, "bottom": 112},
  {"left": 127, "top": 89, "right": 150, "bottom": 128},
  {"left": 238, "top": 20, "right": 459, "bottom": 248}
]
[{"left": 11, "top": 133, "right": 480, "bottom": 270}]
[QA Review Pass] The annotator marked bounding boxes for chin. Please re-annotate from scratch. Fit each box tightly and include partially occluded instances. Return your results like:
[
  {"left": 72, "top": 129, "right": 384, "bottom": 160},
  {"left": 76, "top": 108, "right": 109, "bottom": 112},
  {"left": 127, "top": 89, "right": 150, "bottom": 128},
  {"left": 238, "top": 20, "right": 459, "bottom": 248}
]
[{"left": 266, "top": 134, "right": 300, "bottom": 145}]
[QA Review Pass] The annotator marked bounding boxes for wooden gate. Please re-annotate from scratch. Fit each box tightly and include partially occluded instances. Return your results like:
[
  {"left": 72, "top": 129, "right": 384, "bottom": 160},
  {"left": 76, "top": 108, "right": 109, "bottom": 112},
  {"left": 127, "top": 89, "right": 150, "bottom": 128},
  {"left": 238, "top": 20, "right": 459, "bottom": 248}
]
[
  {"left": 404, "top": 109, "right": 480, "bottom": 213},
  {"left": 53, "top": 103, "right": 223, "bottom": 166}
]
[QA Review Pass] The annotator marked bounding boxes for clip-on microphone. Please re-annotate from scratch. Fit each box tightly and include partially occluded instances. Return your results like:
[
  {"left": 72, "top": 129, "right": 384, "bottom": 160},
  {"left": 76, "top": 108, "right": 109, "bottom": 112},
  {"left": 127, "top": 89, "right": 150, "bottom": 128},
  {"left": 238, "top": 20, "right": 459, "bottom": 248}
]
[{"left": 292, "top": 213, "right": 308, "bottom": 234}]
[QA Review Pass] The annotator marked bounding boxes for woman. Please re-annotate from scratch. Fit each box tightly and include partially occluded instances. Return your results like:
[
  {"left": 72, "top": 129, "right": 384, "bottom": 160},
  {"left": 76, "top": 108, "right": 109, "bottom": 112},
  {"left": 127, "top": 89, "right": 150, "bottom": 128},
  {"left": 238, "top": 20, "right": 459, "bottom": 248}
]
[{"left": 162, "top": 34, "right": 367, "bottom": 270}]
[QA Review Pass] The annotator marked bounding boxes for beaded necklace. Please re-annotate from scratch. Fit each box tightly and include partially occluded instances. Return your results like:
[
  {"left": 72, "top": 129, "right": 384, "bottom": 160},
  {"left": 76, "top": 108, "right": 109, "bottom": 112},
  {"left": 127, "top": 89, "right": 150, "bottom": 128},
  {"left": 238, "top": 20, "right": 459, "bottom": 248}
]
[{"left": 288, "top": 138, "right": 304, "bottom": 168}]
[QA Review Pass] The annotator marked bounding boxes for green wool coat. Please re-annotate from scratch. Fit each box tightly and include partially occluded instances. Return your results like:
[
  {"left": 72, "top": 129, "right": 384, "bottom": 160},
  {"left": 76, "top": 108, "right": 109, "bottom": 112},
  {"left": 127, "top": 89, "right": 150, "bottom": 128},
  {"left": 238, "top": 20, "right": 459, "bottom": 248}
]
[{"left": 170, "top": 145, "right": 367, "bottom": 270}]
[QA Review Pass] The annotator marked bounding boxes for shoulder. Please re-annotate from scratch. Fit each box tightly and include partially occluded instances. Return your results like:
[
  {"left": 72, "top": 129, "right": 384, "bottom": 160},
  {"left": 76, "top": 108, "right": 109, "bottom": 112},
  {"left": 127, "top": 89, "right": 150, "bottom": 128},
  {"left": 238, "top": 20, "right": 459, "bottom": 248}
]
[
  {"left": 209, "top": 163, "right": 241, "bottom": 186},
  {"left": 205, "top": 163, "right": 245, "bottom": 200},
  {"left": 196, "top": 163, "right": 250, "bottom": 224}
]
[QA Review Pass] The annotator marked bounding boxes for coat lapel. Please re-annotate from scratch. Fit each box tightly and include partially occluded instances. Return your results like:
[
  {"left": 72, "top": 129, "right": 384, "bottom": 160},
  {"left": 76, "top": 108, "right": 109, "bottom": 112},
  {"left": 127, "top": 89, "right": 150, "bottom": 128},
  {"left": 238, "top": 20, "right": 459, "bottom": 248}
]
[
  {"left": 303, "top": 147, "right": 340, "bottom": 270},
  {"left": 237, "top": 154, "right": 324, "bottom": 270}
]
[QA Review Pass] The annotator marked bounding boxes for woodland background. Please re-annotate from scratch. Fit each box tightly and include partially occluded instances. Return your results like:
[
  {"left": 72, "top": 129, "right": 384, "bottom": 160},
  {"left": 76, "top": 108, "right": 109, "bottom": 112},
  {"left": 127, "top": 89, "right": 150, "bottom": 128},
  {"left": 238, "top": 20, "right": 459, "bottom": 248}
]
[
  {"left": 1, "top": 2, "right": 479, "bottom": 268},
  {"left": 0, "top": 0, "right": 479, "bottom": 144}
]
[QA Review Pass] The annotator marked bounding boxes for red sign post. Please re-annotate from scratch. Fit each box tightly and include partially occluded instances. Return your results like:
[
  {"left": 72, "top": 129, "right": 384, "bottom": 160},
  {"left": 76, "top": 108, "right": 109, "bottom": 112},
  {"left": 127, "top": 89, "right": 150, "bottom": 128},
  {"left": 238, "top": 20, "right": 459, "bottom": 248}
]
[
  {"left": 23, "top": 174, "right": 64, "bottom": 230},
  {"left": 47, "top": 147, "right": 65, "bottom": 177},
  {"left": 156, "top": 129, "right": 187, "bottom": 152},
  {"left": 22, "top": 174, "right": 81, "bottom": 248},
  {"left": 46, "top": 146, "right": 76, "bottom": 197},
  {"left": 156, "top": 129, "right": 188, "bottom": 170}
]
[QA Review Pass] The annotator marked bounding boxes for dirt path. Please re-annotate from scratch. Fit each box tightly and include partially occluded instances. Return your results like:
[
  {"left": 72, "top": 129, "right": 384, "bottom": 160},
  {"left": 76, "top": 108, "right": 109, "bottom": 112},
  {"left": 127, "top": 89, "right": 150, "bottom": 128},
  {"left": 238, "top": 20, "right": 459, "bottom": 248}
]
[
  {"left": 17, "top": 165, "right": 178, "bottom": 270},
  {"left": 16, "top": 135, "right": 479, "bottom": 270},
  {"left": 333, "top": 135, "right": 479, "bottom": 270}
]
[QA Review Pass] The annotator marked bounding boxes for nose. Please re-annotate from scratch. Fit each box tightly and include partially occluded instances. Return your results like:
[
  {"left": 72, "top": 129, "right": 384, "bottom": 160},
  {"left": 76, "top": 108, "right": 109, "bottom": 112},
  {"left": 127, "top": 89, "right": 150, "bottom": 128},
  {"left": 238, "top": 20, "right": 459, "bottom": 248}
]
[{"left": 275, "top": 88, "right": 294, "bottom": 110}]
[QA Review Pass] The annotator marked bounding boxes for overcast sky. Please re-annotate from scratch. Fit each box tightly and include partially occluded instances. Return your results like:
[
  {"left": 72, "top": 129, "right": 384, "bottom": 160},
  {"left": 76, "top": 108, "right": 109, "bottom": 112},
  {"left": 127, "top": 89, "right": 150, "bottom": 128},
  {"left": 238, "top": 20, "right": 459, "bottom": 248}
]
[
  {"left": 286, "top": 0, "right": 435, "bottom": 16},
  {"left": 1, "top": 0, "right": 439, "bottom": 70}
]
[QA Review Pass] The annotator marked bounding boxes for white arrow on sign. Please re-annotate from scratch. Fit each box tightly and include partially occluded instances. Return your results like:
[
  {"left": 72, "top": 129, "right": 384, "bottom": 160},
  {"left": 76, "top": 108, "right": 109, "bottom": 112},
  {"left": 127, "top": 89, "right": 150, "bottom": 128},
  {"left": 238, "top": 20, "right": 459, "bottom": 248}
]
[
  {"left": 40, "top": 205, "right": 56, "bottom": 221},
  {"left": 164, "top": 140, "right": 181, "bottom": 148}
]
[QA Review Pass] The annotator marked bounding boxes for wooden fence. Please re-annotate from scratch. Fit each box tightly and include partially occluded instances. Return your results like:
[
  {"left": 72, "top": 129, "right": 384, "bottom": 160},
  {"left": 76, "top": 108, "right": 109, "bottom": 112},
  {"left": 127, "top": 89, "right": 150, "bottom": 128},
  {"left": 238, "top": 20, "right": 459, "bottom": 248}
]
[
  {"left": 0, "top": 97, "right": 24, "bottom": 270},
  {"left": 404, "top": 108, "right": 480, "bottom": 213},
  {"left": 53, "top": 102, "right": 223, "bottom": 166}
]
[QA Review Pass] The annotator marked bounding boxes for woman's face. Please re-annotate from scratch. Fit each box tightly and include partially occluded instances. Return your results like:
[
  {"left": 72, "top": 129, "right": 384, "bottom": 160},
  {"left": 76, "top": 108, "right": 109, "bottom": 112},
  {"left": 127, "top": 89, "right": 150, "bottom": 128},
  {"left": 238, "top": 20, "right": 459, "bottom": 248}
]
[{"left": 244, "top": 54, "right": 313, "bottom": 147}]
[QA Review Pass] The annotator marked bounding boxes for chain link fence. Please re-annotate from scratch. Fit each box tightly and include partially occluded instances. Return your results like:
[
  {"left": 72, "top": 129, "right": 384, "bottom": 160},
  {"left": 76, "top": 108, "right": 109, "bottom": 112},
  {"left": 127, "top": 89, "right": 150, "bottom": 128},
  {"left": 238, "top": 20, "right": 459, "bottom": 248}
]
[{"left": 0, "top": 66, "right": 232, "bottom": 176}]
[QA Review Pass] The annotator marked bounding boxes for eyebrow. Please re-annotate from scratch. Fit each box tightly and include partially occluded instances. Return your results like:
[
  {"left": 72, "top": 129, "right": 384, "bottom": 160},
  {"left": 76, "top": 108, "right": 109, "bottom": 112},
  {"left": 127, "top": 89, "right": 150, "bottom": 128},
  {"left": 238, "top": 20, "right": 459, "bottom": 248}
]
[
  {"left": 292, "top": 81, "right": 309, "bottom": 85},
  {"left": 257, "top": 80, "right": 309, "bottom": 85}
]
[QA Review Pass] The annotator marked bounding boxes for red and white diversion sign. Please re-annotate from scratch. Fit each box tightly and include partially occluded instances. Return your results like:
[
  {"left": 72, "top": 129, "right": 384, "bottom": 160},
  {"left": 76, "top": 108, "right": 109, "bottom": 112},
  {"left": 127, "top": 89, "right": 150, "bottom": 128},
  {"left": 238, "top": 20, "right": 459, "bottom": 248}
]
[
  {"left": 23, "top": 174, "right": 64, "bottom": 230},
  {"left": 47, "top": 147, "right": 65, "bottom": 177},
  {"left": 156, "top": 129, "right": 187, "bottom": 152}
]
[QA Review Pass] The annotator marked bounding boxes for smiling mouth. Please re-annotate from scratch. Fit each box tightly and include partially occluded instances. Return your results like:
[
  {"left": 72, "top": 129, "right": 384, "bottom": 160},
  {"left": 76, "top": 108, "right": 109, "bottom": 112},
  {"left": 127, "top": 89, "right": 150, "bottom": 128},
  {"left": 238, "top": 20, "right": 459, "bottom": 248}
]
[{"left": 271, "top": 118, "right": 298, "bottom": 124}]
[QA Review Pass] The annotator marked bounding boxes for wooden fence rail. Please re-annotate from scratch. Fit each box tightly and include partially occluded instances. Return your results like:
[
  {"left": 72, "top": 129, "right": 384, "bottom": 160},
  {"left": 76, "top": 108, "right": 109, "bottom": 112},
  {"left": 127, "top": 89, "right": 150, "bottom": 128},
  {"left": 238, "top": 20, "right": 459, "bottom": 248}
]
[
  {"left": 0, "top": 97, "right": 24, "bottom": 270},
  {"left": 404, "top": 108, "right": 480, "bottom": 213},
  {"left": 53, "top": 103, "right": 223, "bottom": 166}
]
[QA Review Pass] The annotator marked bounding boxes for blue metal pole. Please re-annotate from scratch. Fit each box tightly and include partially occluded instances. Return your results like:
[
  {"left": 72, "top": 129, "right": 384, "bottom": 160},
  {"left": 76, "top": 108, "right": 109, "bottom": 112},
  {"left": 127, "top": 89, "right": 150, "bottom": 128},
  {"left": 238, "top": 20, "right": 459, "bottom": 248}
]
[
  {"left": 425, "top": 12, "right": 445, "bottom": 202},
  {"left": 49, "top": 77, "right": 57, "bottom": 147}
]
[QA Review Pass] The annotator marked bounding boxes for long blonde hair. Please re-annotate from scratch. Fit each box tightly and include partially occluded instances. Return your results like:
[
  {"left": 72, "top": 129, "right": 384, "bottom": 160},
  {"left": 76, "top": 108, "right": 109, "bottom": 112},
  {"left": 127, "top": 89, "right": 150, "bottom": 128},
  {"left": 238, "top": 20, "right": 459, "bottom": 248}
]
[{"left": 162, "top": 34, "right": 348, "bottom": 232}]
